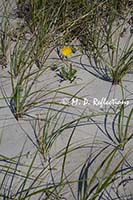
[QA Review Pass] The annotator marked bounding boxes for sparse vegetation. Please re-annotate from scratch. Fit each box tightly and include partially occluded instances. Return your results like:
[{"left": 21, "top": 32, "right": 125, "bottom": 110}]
[{"left": 0, "top": 0, "right": 132, "bottom": 199}]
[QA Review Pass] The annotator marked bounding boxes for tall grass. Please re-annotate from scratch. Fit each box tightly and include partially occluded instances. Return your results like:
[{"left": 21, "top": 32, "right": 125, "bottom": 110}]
[
  {"left": 78, "top": 0, "right": 133, "bottom": 84},
  {"left": 0, "top": 0, "right": 133, "bottom": 199},
  {"left": 0, "top": 0, "right": 10, "bottom": 68}
]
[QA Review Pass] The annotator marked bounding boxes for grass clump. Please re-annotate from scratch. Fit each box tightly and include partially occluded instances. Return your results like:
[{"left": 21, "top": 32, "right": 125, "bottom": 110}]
[{"left": 78, "top": 0, "right": 133, "bottom": 84}]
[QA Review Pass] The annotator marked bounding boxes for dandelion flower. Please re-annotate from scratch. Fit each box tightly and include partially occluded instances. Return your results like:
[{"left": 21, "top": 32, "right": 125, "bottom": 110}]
[{"left": 61, "top": 46, "right": 72, "bottom": 57}]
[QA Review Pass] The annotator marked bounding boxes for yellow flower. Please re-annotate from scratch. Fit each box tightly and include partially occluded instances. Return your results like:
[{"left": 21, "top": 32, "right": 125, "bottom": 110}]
[{"left": 61, "top": 46, "right": 73, "bottom": 57}]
